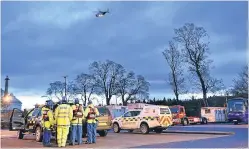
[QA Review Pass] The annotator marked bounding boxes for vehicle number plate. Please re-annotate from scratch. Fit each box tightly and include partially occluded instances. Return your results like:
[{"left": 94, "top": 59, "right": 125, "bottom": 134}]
[
  {"left": 98, "top": 123, "right": 106, "bottom": 126},
  {"left": 233, "top": 120, "right": 237, "bottom": 122},
  {"left": 29, "top": 126, "right": 33, "bottom": 129}
]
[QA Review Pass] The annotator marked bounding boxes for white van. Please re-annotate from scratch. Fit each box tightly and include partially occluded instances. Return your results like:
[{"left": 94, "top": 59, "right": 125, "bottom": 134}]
[
  {"left": 201, "top": 107, "right": 227, "bottom": 122},
  {"left": 112, "top": 105, "right": 173, "bottom": 134}
]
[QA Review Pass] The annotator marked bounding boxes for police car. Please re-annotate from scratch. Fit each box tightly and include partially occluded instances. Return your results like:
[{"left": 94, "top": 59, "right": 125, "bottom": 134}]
[
  {"left": 112, "top": 105, "right": 173, "bottom": 134},
  {"left": 9, "top": 105, "right": 48, "bottom": 142}
]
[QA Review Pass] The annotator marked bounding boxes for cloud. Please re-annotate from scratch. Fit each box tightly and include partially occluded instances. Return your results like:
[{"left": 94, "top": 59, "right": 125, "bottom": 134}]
[
  {"left": 1, "top": 1, "right": 247, "bottom": 108},
  {"left": 2, "top": 2, "right": 108, "bottom": 33}
]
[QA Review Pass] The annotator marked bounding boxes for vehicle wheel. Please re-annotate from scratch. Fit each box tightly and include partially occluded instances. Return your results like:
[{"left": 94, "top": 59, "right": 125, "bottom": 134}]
[
  {"left": 98, "top": 130, "right": 108, "bottom": 137},
  {"left": 202, "top": 118, "right": 208, "bottom": 124},
  {"left": 35, "top": 126, "right": 43, "bottom": 142},
  {"left": 113, "top": 123, "right": 120, "bottom": 133},
  {"left": 182, "top": 119, "right": 188, "bottom": 126},
  {"left": 155, "top": 128, "right": 163, "bottom": 133},
  {"left": 140, "top": 123, "right": 149, "bottom": 134},
  {"left": 17, "top": 130, "right": 24, "bottom": 139}
]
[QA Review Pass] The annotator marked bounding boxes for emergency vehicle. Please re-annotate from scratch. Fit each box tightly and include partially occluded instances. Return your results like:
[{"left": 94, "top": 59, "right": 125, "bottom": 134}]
[
  {"left": 112, "top": 105, "right": 173, "bottom": 134},
  {"left": 9, "top": 104, "right": 111, "bottom": 142},
  {"left": 170, "top": 105, "right": 208, "bottom": 126}
]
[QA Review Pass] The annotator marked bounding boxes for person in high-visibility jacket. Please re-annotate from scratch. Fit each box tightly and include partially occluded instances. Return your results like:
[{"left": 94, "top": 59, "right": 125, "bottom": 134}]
[
  {"left": 41, "top": 100, "right": 54, "bottom": 147},
  {"left": 84, "top": 100, "right": 99, "bottom": 144},
  {"left": 54, "top": 97, "right": 73, "bottom": 147},
  {"left": 70, "top": 98, "right": 84, "bottom": 145}
]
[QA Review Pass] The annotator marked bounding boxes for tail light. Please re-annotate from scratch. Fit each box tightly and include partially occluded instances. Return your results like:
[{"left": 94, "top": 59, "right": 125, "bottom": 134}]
[{"left": 108, "top": 115, "right": 112, "bottom": 126}]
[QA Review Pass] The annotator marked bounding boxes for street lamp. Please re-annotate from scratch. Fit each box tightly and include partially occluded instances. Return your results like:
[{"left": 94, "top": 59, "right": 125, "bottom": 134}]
[
  {"left": 63, "top": 76, "right": 68, "bottom": 98},
  {"left": 1, "top": 94, "right": 12, "bottom": 109}
]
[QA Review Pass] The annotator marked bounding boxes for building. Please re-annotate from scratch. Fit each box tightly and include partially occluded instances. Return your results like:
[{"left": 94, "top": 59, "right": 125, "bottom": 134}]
[{"left": 1, "top": 76, "right": 22, "bottom": 112}]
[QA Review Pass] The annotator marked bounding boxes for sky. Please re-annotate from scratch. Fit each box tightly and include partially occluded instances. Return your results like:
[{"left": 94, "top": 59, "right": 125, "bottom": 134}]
[{"left": 1, "top": 1, "right": 248, "bottom": 109}]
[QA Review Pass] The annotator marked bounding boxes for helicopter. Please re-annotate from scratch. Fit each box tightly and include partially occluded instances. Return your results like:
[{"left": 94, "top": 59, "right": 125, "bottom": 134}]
[{"left": 95, "top": 9, "right": 110, "bottom": 17}]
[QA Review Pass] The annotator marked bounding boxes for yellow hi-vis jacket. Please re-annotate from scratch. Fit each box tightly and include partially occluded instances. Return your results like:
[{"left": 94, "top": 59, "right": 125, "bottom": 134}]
[
  {"left": 54, "top": 104, "right": 73, "bottom": 126},
  {"left": 71, "top": 104, "right": 84, "bottom": 125},
  {"left": 41, "top": 107, "right": 54, "bottom": 130},
  {"left": 84, "top": 104, "right": 99, "bottom": 123}
]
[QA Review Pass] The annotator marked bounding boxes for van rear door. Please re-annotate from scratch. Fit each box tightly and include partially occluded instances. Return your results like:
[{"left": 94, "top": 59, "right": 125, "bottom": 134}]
[
  {"left": 97, "top": 107, "right": 112, "bottom": 128},
  {"left": 9, "top": 108, "right": 25, "bottom": 131},
  {"left": 158, "top": 107, "right": 173, "bottom": 127}
]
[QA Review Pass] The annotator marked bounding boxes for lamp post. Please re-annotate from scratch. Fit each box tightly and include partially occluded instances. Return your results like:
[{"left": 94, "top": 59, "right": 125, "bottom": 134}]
[{"left": 63, "top": 76, "right": 68, "bottom": 98}]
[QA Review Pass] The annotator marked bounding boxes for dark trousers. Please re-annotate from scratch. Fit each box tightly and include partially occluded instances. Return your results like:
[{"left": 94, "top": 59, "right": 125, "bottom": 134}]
[
  {"left": 87, "top": 123, "right": 97, "bottom": 144},
  {"left": 70, "top": 125, "right": 83, "bottom": 145},
  {"left": 43, "top": 128, "right": 51, "bottom": 146}
]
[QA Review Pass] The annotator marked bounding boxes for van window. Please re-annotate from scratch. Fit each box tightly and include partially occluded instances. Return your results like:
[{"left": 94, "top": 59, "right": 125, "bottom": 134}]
[
  {"left": 205, "top": 109, "right": 211, "bottom": 114},
  {"left": 124, "top": 112, "right": 132, "bottom": 117},
  {"left": 160, "top": 108, "right": 171, "bottom": 114},
  {"left": 131, "top": 111, "right": 141, "bottom": 116}
]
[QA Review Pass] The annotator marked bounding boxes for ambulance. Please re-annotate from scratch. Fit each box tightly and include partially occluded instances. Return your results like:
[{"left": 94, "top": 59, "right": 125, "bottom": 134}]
[{"left": 112, "top": 105, "right": 173, "bottom": 134}]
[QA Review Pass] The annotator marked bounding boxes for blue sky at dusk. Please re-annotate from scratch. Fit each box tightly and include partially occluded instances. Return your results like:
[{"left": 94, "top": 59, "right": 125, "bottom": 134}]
[{"left": 1, "top": 1, "right": 248, "bottom": 108}]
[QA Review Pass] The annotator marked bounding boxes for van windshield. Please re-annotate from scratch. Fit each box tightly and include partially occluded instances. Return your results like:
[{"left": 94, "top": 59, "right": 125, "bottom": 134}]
[
  {"left": 169, "top": 107, "right": 178, "bottom": 113},
  {"left": 160, "top": 108, "right": 171, "bottom": 114}
]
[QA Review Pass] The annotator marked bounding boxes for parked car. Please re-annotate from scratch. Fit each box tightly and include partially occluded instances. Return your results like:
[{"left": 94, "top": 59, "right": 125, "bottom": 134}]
[{"left": 9, "top": 104, "right": 112, "bottom": 142}]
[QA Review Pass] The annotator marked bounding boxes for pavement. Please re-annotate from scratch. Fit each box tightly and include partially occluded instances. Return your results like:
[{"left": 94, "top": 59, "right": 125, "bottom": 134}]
[{"left": 0, "top": 124, "right": 248, "bottom": 148}]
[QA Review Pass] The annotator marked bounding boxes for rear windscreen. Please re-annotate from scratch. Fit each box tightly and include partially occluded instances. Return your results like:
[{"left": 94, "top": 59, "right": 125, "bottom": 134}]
[
  {"left": 97, "top": 107, "right": 111, "bottom": 115},
  {"left": 160, "top": 108, "right": 171, "bottom": 114}
]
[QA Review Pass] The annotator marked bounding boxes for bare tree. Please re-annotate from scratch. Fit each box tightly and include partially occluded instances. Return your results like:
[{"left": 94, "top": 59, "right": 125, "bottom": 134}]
[
  {"left": 46, "top": 81, "right": 64, "bottom": 100},
  {"left": 46, "top": 81, "right": 77, "bottom": 101},
  {"left": 116, "top": 73, "right": 150, "bottom": 106},
  {"left": 67, "top": 81, "right": 78, "bottom": 101},
  {"left": 75, "top": 73, "right": 97, "bottom": 106},
  {"left": 231, "top": 65, "right": 248, "bottom": 97},
  {"left": 173, "top": 23, "right": 223, "bottom": 106},
  {"left": 162, "top": 40, "right": 186, "bottom": 101},
  {"left": 116, "top": 71, "right": 135, "bottom": 105},
  {"left": 89, "top": 60, "right": 125, "bottom": 105}
]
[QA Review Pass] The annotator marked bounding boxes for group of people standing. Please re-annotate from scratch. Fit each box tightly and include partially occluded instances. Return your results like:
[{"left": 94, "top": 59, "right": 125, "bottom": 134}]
[{"left": 41, "top": 97, "right": 99, "bottom": 147}]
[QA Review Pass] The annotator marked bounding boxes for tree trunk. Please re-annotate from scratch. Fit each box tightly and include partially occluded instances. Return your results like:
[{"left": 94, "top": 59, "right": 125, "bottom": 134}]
[
  {"left": 196, "top": 65, "right": 209, "bottom": 107},
  {"left": 172, "top": 72, "right": 179, "bottom": 102},
  {"left": 202, "top": 91, "right": 208, "bottom": 107},
  {"left": 121, "top": 95, "right": 125, "bottom": 106},
  {"left": 123, "top": 101, "right": 128, "bottom": 106},
  {"left": 175, "top": 93, "right": 179, "bottom": 104},
  {"left": 106, "top": 98, "right": 111, "bottom": 105},
  {"left": 84, "top": 98, "right": 87, "bottom": 106}
]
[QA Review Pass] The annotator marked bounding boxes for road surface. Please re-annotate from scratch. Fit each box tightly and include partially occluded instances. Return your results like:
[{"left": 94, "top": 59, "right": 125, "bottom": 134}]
[{"left": 135, "top": 124, "right": 248, "bottom": 148}]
